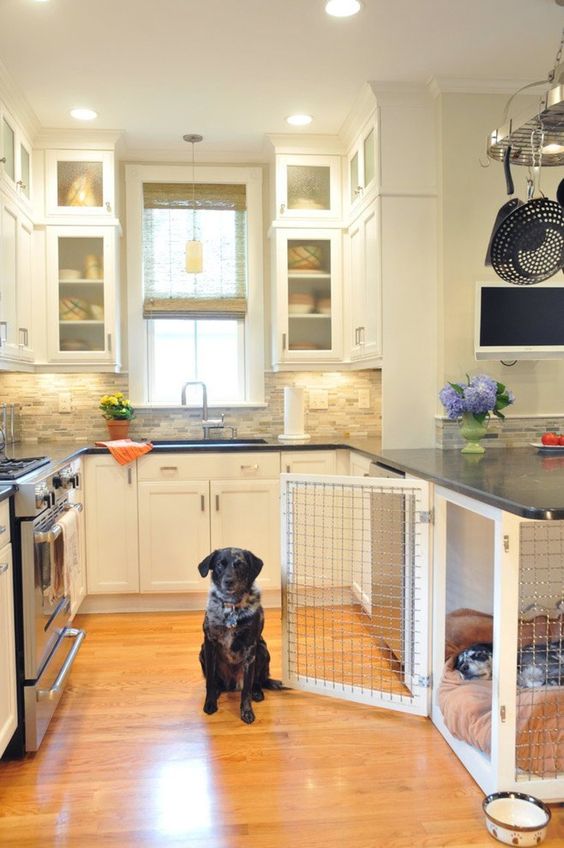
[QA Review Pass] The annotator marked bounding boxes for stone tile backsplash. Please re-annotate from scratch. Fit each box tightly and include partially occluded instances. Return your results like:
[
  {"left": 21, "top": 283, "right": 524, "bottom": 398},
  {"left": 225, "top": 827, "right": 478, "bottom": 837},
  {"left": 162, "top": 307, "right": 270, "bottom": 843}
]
[
  {"left": 436, "top": 415, "right": 563, "bottom": 449},
  {"left": 0, "top": 370, "right": 382, "bottom": 443}
]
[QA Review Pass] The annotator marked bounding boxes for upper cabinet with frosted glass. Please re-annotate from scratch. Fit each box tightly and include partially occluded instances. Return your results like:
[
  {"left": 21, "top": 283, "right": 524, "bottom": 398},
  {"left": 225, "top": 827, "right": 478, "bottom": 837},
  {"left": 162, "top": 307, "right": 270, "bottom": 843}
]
[
  {"left": 44, "top": 149, "right": 115, "bottom": 219},
  {"left": 274, "top": 154, "right": 341, "bottom": 222},
  {"left": 0, "top": 100, "right": 32, "bottom": 211},
  {"left": 346, "top": 111, "right": 378, "bottom": 217}
]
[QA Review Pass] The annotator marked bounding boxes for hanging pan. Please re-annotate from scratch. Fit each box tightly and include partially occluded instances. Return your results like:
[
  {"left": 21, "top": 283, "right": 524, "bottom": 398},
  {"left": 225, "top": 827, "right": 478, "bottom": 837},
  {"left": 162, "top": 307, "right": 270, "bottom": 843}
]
[
  {"left": 489, "top": 132, "right": 564, "bottom": 285},
  {"left": 485, "top": 145, "right": 523, "bottom": 266}
]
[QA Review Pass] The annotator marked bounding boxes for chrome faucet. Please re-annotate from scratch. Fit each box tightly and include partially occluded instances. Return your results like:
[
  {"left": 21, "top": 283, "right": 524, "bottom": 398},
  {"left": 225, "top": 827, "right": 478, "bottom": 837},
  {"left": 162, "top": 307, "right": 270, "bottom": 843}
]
[{"left": 180, "top": 381, "right": 225, "bottom": 439}]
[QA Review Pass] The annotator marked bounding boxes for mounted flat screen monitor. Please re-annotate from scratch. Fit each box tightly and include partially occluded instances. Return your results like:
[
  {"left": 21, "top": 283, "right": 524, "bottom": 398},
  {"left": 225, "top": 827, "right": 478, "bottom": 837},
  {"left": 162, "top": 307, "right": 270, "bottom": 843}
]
[{"left": 475, "top": 282, "right": 564, "bottom": 360}]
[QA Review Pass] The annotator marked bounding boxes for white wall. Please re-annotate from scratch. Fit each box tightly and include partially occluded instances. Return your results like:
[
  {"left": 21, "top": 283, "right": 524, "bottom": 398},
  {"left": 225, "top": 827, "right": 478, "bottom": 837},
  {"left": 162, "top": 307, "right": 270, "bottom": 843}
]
[{"left": 438, "top": 92, "right": 564, "bottom": 416}]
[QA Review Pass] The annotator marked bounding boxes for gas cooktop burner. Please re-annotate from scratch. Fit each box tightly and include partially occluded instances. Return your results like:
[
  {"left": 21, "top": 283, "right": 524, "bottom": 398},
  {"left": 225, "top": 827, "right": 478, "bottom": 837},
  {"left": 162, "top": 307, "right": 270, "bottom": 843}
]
[{"left": 0, "top": 456, "right": 50, "bottom": 480}]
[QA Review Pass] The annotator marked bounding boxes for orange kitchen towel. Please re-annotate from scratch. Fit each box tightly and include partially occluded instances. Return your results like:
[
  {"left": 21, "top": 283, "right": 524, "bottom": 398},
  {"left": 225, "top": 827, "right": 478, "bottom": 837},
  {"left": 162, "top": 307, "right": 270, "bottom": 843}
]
[{"left": 94, "top": 438, "right": 153, "bottom": 465}]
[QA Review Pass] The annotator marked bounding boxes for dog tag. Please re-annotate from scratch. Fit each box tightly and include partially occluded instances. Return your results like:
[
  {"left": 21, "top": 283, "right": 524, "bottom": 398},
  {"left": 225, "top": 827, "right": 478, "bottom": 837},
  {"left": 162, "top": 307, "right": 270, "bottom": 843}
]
[{"left": 224, "top": 608, "right": 238, "bottom": 628}]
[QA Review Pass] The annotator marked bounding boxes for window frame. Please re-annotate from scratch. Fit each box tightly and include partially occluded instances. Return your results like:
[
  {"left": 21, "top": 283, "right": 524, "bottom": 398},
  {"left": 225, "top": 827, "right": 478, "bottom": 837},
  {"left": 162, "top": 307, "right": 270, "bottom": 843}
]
[{"left": 125, "top": 163, "right": 265, "bottom": 407}]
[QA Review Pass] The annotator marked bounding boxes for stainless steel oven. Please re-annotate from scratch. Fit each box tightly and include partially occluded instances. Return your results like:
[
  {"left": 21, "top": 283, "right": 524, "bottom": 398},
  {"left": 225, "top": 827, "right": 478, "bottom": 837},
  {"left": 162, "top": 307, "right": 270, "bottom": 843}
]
[{"left": 16, "top": 459, "right": 86, "bottom": 752}]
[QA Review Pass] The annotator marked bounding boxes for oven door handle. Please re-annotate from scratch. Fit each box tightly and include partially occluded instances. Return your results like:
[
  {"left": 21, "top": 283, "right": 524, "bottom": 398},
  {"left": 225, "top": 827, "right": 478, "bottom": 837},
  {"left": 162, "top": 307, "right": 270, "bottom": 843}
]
[
  {"left": 34, "top": 524, "right": 62, "bottom": 544},
  {"left": 36, "top": 628, "right": 86, "bottom": 701}
]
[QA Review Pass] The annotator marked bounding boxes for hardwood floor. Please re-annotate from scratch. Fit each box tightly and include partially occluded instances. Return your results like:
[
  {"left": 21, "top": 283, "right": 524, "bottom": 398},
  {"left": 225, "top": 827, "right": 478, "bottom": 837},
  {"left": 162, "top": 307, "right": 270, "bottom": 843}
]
[{"left": 1, "top": 611, "right": 563, "bottom": 848}]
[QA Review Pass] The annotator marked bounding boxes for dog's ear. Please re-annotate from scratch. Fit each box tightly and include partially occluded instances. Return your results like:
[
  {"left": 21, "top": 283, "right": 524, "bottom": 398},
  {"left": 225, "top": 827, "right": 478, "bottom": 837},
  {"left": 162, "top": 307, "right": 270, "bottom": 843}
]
[
  {"left": 244, "top": 550, "right": 263, "bottom": 582},
  {"left": 198, "top": 550, "right": 219, "bottom": 578}
]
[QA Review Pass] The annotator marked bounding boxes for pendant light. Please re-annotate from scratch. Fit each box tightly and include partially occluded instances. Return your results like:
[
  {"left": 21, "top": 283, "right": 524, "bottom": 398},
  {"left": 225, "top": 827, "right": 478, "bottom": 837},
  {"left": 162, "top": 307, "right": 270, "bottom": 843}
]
[{"left": 182, "top": 133, "right": 203, "bottom": 274}]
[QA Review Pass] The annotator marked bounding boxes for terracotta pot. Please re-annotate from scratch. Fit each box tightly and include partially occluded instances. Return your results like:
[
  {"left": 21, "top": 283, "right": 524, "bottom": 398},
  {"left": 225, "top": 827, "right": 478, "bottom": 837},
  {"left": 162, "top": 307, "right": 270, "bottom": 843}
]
[{"left": 106, "top": 419, "right": 130, "bottom": 441}]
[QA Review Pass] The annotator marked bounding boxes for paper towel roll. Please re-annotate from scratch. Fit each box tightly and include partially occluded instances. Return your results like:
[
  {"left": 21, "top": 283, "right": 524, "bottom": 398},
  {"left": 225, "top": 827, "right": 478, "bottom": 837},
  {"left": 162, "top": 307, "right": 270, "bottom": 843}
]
[{"left": 278, "top": 386, "right": 310, "bottom": 441}]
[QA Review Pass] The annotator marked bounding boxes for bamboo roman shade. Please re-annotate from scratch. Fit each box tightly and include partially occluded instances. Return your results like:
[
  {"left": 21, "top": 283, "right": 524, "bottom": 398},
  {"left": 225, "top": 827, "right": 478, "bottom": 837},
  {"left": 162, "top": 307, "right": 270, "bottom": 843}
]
[{"left": 142, "top": 182, "right": 248, "bottom": 318}]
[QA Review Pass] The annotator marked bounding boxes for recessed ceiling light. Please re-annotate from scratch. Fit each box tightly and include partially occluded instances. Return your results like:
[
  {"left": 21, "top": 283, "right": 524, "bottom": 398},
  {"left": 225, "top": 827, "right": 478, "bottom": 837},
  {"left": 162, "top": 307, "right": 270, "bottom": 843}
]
[
  {"left": 70, "top": 108, "right": 98, "bottom": 121},
  {"left": 325, "top": 0, "right": 363, "bottom": 17},
  {"left": 286, "top": 114, "right": 313, "bottom": 127}
]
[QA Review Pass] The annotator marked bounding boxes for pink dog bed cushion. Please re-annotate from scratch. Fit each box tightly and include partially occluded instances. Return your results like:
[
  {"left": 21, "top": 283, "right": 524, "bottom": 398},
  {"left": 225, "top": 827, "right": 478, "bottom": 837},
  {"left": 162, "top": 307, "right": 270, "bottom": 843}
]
[{"left": 439, "top": 609, "right": 564, "bottom": 775}]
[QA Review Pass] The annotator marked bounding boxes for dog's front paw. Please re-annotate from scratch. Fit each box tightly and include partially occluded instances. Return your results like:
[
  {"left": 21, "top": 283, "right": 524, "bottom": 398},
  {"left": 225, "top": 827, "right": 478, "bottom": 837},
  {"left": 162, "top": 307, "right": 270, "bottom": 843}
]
[
  {"left": 252, "top": 690, "right": 265, "bottom": 702},
  {"left": 203, "top": 699, "right": 218, "bottom": 715},
  {"left": 241, "top": 705, "right": 256, "bottom": 724}
]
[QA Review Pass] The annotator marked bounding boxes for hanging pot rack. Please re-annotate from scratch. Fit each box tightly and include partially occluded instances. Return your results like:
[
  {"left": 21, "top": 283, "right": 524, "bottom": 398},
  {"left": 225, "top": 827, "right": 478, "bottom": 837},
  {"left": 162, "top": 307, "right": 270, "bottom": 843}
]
[{"left": 487, "top": 28, "right": 564, "bottom": 167}]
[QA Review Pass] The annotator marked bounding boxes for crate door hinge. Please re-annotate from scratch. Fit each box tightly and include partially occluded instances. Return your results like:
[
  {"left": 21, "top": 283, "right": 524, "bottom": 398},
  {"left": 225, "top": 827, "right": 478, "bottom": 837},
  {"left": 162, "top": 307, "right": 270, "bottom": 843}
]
[
  {"left": 419, "top": 509, "right": 434, "bottom": 525},
  {"left": 413, "top": 673, "right": 432, "bottom": 688}
]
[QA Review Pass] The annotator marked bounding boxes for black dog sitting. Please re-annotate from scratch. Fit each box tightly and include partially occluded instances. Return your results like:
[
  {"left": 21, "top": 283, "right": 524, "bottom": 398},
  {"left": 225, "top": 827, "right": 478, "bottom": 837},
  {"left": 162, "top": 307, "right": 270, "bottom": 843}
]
[{"left": 198, "top": 547, "right": 283, "bottom": 724}]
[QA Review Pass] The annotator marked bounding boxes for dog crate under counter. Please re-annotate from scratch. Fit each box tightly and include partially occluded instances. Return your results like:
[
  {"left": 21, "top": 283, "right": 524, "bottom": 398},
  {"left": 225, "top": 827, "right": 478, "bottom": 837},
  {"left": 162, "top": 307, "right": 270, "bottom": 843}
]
[{"left": 280, "top": 469, "right": 564, "bottom": 803}]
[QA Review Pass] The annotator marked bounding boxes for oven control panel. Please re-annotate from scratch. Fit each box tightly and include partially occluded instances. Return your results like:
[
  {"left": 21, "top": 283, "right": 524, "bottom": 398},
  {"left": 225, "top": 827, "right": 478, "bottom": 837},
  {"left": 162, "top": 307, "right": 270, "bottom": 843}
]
[{"left": 16, "top": 459, "right": 82, "bottom": 518}]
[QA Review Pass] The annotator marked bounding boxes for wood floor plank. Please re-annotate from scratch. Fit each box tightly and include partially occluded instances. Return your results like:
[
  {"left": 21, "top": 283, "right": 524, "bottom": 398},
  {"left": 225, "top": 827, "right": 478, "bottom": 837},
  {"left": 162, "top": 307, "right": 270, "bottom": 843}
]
[{"left": 0, "top": 610, "right": 563, "bottom": 847}]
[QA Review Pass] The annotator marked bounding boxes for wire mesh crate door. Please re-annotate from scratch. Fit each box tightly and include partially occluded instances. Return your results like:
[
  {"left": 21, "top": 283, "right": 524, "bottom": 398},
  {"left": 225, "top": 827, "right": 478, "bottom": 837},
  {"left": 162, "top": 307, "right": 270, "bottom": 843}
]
[
  {"left": 281, "top": 475, "right": 431, "bottom": 715},
  {"left": 515, "top": 521, "right": 564, "bottom": 783}
]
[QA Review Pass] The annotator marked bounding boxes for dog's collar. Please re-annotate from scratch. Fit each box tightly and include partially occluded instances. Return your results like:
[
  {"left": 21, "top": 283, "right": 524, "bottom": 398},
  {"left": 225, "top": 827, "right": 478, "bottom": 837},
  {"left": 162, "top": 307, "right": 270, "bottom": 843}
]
[{"left": 222, "top": 601, "right": 240, "bottom": 628}]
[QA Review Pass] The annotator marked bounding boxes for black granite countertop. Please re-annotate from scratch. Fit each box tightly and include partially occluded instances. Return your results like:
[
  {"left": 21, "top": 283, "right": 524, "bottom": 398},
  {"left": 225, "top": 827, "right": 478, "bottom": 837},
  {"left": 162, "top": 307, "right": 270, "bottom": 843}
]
[
  {"left": 0, "top": 485, "right": 16, "bottom": 503},
  {"left": 372, "top": 447, "right": 564, "bottom": 520},
  {"left": 5, "top": 438, "right": 560, "bottom": 520}
]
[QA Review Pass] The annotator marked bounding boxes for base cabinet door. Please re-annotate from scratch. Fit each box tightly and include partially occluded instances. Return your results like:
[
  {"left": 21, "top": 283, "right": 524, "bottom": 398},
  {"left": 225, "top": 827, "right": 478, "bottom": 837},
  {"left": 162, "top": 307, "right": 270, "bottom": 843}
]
[
  {"left": 138, "top": 482, "right": 210, "bottom": 592},
  {"left": 282, "top": 450, "right": 337, "bottom": 475},
  {"left": 85, "top": 456, "right": 139, "bottom": 593},
  {"left": 0, "top": 542, "right": 17, "bottom": 757},
  {"left": 210, "top": 480, "right": 280, "bottom": 590}
]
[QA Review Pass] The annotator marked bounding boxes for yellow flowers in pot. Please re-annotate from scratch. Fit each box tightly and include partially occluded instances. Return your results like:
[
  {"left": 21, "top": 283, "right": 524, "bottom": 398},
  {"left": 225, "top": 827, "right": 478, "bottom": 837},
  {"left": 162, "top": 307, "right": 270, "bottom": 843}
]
[{"left": 99, "top": 392, "right": 134, "bottom": 421}]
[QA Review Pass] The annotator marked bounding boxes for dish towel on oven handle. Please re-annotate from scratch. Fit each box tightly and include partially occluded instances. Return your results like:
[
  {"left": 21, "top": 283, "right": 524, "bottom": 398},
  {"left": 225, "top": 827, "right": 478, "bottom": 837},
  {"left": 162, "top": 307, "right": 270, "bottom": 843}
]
[
  {"left": 94, "top": 438, "right": 153, "bottom": 465},
  {"left": 56, "top": 506, "right": 81, "bottom": 600}
]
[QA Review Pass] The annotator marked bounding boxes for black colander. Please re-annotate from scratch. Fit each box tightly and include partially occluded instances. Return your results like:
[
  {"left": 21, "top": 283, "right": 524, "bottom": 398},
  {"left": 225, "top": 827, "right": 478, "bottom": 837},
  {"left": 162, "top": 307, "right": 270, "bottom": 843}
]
[{"left": 490, "top": 197, "right": 564, "bottom": 285}]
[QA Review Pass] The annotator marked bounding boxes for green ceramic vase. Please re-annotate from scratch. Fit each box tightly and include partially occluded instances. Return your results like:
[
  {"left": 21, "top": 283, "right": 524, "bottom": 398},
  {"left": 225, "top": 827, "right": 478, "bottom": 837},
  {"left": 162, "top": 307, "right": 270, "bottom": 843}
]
[{"left": 459, "top": 411, "right": 488, "bottom": 454}]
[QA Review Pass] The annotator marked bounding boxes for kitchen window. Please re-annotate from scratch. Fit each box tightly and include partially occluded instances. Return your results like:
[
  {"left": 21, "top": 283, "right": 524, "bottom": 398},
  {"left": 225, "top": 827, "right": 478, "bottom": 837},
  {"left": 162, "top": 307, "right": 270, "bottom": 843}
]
[{"left": 126, "top": 164, "right": 264, "bottom": 406}]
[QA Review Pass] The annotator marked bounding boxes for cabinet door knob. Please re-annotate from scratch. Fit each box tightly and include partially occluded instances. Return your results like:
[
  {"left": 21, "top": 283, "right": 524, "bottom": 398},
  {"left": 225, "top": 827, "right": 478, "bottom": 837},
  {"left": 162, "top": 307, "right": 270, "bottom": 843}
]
[
  {"left": 0, "top": 563, "right": 8, "bottom": 575},
  {"left": 105, "top": 201, "right": 112, "bottom": 213},
  {"left": 0, "top": 157, "right": 6, "bottom": 164},
  {"left": 16, "top": 180, "right": 26, "bottom": 190},
  {"left": 280, "top": 203, "right": 286, "bottom": 215}
]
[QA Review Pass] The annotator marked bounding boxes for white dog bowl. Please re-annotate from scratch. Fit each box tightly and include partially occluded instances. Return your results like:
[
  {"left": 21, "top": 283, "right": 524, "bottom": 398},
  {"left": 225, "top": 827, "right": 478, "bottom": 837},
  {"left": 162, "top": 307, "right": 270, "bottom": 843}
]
[{"left": 483, "top": 792, "right": 551, "bottom": 846}]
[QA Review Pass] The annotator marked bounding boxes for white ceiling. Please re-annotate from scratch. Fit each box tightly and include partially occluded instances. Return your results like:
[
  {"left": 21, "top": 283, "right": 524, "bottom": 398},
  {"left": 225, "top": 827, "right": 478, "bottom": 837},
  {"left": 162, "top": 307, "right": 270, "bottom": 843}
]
[{"left": 0, "top": 0, "right": 562, "bottom": 158}]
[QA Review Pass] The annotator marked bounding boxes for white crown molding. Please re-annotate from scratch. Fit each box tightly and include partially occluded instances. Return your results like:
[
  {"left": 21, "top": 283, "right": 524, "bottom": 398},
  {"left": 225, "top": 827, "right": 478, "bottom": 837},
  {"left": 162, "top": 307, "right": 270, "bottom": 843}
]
[
  {"left": 0, "top": 58, "right": 40, "bottom": 140},
  {"left": 34, "top": 128, "right": 123, "bottom": 150},
  {"left": 121, "top": 146, "right": 271, "bottom": 165},
  {"left": 427, "top": 75, "right": 543, "bottom": 97},
  {"left": 338, "top": 82, "right": 377, "bottom": 151},
  {"left": 265, "top": 133, "right": 343, "bottom": 155}
]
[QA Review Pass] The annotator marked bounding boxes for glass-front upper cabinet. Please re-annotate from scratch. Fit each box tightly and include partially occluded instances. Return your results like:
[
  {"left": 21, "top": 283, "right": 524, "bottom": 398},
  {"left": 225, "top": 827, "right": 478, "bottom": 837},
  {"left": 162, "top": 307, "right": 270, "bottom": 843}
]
[
  {"left": 45, "top": 150, "right": 115, "bottom": 218},
  {"left": 46, "top": 226, "right": 118, "bottom": 366},
  {"left": 347, "top": 113, "right": 378, "bottom": 214},
  {"left": 273, "top": 228, "right": 343, "bottom": 367},
  {"left": 275, "top": 154, "right": 341, "bottom": 221},
  {"left": 0, "top": 103, "right": 32, "bottom": 206}
]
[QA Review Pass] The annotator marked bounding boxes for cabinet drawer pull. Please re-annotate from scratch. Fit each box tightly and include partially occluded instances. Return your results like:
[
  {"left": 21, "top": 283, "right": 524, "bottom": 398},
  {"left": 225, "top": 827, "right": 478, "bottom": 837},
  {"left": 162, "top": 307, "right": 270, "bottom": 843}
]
[
  {"left": 107, "top": 333, "right": 112, "bottom": 353},
  {"left": 127, "top": 467, "right": 133, "bottom": 485},
  {"left": 215, "top": 494, "right": 220, "bottom": 511},
  {"left": 105, "top": 201, "right": 112, "bottom": 213},
  {"left": 0, "top": 563, "right": 8, "bottom": 575},
  {"left": 282, "top": 332, "right": 287, "bottom": 352},
  {"left": 0, "top": 524, "right": 7, "bottom": 534},
  {"left": 0, "top": 157, "right": 6, "bottom": 164},
  {"left": 286, "top": 465, "right": 290, "bottom": 473},
  {"left": 241, "top": 464, "right": 259, "bottom": 471},
  {"left": 160, "top": 466, "right": 178, "bottom": 472},
  {"left": 16, "top": 180, "right": 26, "bottom": 190},
  {"left": 201, "top": 494, "right": 205, "bottom": 512}
]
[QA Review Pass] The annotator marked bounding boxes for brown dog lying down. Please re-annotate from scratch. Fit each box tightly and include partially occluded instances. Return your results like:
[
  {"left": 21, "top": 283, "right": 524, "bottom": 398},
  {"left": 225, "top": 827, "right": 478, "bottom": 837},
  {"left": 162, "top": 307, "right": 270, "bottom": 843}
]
[{"left": 198, "top": 547, "right": 283, "bottom": 724}]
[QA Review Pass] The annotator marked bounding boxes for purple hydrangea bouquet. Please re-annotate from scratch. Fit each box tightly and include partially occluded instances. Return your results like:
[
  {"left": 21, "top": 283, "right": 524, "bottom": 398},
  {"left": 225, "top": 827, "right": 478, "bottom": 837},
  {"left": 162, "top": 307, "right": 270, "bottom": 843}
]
[{"left": 439, "top": 374, "right": 515, "bottom": 453}]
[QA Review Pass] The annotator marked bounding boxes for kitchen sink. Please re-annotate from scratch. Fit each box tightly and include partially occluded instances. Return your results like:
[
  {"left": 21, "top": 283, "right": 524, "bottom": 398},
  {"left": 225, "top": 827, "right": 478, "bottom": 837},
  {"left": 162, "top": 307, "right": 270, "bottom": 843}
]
[{"left": 149, "top": 438, "right": 268, "bottom": 448}]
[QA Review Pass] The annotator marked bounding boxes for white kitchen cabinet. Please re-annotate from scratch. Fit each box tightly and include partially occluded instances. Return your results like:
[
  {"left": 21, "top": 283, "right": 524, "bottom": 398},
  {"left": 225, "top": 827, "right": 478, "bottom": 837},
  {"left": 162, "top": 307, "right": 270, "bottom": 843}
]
[
  {"left": 282, "top": 450, "right": 337, "bottom": 475},
  {"left": 44, "top": 149, "right": 115, "bottom": 219},
  {"left": 349, "top": 451, "right": 372, "bottom": 477},
  {"left": 348, "top": 200, "right": 382, "bottom": 365},
  {"left": 0, "top": 102, "right": 32, "bottom": 209},
  {"left": 275, "top": 154, "right": 341, "bottom": 222},
  {"left": 0, "top": 537, "right": 17, "bottom": 758},
  {"left": 45, "top": 225, "right": 120, "bottom": 369},
  {"left": 272, "top": 228, "right": 343, "bottom": 369},
  {"left": 0, "top": 193, "right": 34, "bottom": 368},
  {"left": 210, "top": 479, "right": 280, "bottom": 590},
  {"left": 346, "top": 112, "right": 378, "bottom": 217},
  {"left": 84, "top": 455, "right": 139, "bottom": 594},
  {"left": 138, "top": 481, "right": 210, "bottom": 592},
  {"left": 136, "top": 452, "right": 282, "bottom": 593}
]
